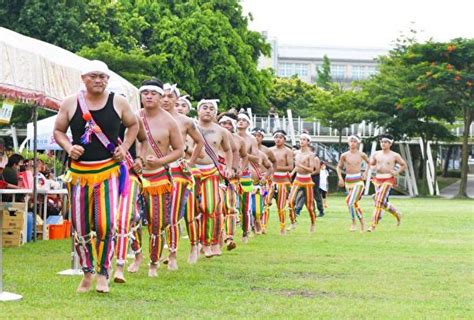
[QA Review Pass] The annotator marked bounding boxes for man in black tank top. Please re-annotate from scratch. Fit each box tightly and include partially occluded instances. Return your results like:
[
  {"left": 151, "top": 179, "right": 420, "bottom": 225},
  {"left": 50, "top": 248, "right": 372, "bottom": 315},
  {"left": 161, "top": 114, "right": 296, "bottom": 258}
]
[{"left": 54, "top": 60, "right": 138, "bottom": 294}]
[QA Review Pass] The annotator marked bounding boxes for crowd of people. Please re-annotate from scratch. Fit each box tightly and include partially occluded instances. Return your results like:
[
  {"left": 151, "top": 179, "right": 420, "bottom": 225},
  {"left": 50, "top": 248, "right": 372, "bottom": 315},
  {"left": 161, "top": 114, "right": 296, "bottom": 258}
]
[{"left": 52, "top": 60, "right": 407, "bottom": 294}]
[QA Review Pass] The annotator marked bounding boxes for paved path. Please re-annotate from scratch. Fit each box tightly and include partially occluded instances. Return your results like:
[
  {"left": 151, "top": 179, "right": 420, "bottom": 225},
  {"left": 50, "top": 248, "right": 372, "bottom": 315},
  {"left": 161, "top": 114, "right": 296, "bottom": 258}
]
[{"left": 439, "top": 174, "right": 474, "bottom": 199}]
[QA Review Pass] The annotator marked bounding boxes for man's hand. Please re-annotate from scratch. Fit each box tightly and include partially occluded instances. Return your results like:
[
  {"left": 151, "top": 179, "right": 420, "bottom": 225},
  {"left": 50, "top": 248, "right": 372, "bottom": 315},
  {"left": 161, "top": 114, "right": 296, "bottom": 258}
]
[
  {"left": 68, "top": 145, "right": 85, "bottom": 160},
  {"left": 113, "top": 145, "right": 126, "bottom": 162},
  {"left": 225, "top": 168, "right": 234, "bottom": 179},
  {"left": 132, "top": 158, "right": 143, "bottom": 173},
  {"left": 146, "top": 155, "right": 162, "bottom": 169},
  {"left": 338, "top": 178, "right": 345, "bottom": 188}
]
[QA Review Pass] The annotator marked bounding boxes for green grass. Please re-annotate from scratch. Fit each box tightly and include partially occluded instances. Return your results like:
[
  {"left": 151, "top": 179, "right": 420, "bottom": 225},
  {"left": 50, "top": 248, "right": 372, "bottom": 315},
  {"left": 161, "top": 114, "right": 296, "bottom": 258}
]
[
  {"left": 2, "top": 197, "right": 473, "bottom": 319},
  {"left": 437, "top": 176, "right": 460, "bottom": 191}
]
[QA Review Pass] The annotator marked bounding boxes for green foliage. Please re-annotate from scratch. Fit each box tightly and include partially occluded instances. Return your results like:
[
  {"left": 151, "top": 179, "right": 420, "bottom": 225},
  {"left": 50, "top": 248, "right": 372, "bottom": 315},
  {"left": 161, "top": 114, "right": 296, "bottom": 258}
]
[
  {"left": 316, "top": 55, "right": 332, "bottom": 89},
  {"left": 268, "top": 76, "right": 319, "bottom": 117},
  {"left": 0, "top": 0, "right": 272, "bottom": 112}
]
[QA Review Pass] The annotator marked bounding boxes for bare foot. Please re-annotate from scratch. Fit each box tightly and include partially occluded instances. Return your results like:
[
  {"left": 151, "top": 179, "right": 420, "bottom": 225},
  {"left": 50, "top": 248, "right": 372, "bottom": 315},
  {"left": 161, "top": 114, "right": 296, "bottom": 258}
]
[
  {"left": 76, "top": 273, "right": 94, "bottom": 293},
  {"left": 127, "top": 252, "right": 143, "bottom": 273},
  {"left": 227, "top": 241, "right": 236, "bottom": 251},
  {"left": 211, "top": 244, "right": 222, "bottom": 256},
  {"left": 168, "top": 253, "right": 178, "bottom": 271},
  {"left": 261, "top": 228, "right": 266, "bottom": 235},
  {"left": 280, "top": 229, "right": 286, "bottom": 236},
  {"left": 367, "top": 226, "right": 374, "bottom": 233},
  {"left": 203, "top": 245, "right": 213, "bottom": 258},
  {"left": 113, "top": 265, "right": 126, "bottom": 283},
  {"left": 310, "top": 224, "right": 315, "bottom": 233},
  {"left": 96, "top": 275, "right": 109, "bottom": 293},
  {"left": 242, "top": 236, "right": 248, "bottom": 244},
  {"left": 187, "top": 245, "right": 198, "bottom": 264},
  {"left": 396, "top": 212, "right": 402, "bottom": 226},
  {"left": 360, "top": 220, "right": 365, "bottom": 233},
  {"left": 148, "top": 264, "right": 158, "bottom": 277},
  {"left": 286, "top": 223, "right": 296, "bottom": 231},
  {"left": 350, "top": 223, "right": 357, "bottom": 232}
]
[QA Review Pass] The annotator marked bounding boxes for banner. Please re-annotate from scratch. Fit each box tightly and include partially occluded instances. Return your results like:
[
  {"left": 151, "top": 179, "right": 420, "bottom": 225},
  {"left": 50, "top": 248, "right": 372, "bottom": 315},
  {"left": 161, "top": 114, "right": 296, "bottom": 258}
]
[{"left": 0, "top": 99, "right": 15, "bottom": 124}]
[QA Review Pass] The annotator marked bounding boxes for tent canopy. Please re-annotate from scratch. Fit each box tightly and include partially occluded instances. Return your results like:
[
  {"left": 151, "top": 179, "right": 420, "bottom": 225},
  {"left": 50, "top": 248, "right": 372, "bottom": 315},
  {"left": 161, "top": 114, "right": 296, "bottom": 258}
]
[{"left": 0, "top": 27, "right": 139, "bottom": 111}]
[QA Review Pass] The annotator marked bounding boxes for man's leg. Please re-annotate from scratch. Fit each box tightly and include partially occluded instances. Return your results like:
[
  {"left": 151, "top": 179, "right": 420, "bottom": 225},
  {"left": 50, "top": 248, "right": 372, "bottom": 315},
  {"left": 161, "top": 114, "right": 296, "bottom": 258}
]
[
  {"left": 199, "top": 175, "right": 219, "bottom": 257},
  {"left": 93, "top": 176, "right": 119, "bottom": 293},
  {"left": 370, "top": 183, "right": 391, "bottom": 231},
  {"left": 240, "top": 191, "right": 251, "bottom": 243},
  {"left": 346, "top": 184, "right": 365, "bottom": 231},
  {"left": 115, "top": 176, "right": 140, "bottom": 282},
  {"left": 224, "top": 184, "right": 238, "bottom": 250},
  {"left": 69, "top": 182, "right": 95, "bottom": 293},
  {"left": 294, "top": 188, "right": 306, "bottom": 217},
  {"left": 184, "top": 187, "right": 199, "bottom": 263},
  {"left": 287, "top": 184, "right": 299, "bottom": 230},
  {"left": 146, "top": 192, "right": 167, "bottom": 276},
  {"left": 166, "top": 180, "right": 188, "bottom": 270},
  {"left": 303, "top": 183, "right": 317, "bottom": 232},
  {"left": 276, "top": 183, "right": 289, "bottom": 235}
]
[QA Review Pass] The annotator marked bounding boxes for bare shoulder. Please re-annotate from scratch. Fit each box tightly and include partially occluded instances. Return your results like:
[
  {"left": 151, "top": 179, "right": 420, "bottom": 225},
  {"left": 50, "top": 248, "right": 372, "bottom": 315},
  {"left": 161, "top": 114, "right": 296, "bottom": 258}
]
[
  {"left": 113, "top": 94, "right": 130, "bottom": 110},
  {"left": 60, "top": 94, "right": 77, "bottom": 110}
]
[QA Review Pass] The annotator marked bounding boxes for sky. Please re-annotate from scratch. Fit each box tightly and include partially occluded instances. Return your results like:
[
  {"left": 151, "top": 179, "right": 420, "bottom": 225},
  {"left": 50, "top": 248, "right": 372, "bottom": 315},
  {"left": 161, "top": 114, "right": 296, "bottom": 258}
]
[{"left": 241, "top": 0, "right": 474, "bottom": 48}]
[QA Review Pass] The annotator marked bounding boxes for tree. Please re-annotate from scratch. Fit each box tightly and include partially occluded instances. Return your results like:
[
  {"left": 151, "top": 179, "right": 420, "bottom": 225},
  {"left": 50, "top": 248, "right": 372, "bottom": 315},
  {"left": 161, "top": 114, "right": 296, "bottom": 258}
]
[
  {"left": 268, "top": 76, "right": 319, "bottom": 117},
  {"left": 1, "top": 0, "right": 273, "bottom": 112},
  {"left": 316, "top": 55, "right": 332, "bottom": 90},
  {"left": 313, "top": 84, "right": 371, "bottom": 152},
  {"left": 361, "top": 35, "right": 457, "bottom": 194},
  {"left": 403, "top": 38, "right": 474, "bottom": 197}
]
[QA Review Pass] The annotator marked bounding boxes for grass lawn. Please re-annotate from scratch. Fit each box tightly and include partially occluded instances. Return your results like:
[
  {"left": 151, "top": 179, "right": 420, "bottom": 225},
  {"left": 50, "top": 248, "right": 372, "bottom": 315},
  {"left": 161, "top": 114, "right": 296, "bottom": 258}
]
[{"left": 2, "top": 197, "right": 473, "bottom": 319}]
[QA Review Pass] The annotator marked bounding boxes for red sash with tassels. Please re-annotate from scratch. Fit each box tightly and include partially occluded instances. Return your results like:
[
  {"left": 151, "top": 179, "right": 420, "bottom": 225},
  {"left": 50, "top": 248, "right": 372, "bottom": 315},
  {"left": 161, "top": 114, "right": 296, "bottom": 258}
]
[{"left": 76, "top": 91, "right": 130, "bottom": 195}]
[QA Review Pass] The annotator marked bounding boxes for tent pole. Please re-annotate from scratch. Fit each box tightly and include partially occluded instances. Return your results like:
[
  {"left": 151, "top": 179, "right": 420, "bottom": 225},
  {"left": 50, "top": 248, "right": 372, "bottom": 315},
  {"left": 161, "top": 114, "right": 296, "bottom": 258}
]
[{"left": 33, "top": 105, "right": 38, "bottom": 242}]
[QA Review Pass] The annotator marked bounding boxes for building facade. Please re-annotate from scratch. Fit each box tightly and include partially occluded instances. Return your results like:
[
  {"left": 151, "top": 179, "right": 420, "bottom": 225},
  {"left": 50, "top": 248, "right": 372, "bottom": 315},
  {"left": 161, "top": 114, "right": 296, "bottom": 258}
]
[{"left": 259, "top": 37, "right": 388, "bottom": 84}]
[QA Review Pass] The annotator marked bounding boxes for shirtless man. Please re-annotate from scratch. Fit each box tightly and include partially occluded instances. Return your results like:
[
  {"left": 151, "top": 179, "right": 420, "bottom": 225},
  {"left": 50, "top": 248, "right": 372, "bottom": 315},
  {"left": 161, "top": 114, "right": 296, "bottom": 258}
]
[
  {"left": 218, "top": 112, "right": 248, "bottom": 250},
  {"left": 236, "top": 111, "right": 261, "bottom": 243},
  {"left": 288, "top": 134, "right": 317, "bottom": 232},
  {"left": 161, "top": 83, "right": 204, "bottom": 268},
  {"left": 195, "top": 99, "right": 233, "bottom": 257},
  {"left": 368, "top": 134, "right": 406, "bottom": 232},
  {"left": 252, "top": 128, "right": 276, "bottom": 234},
  {"left": 337, "top": 135, "right": 369, "bottom": 232},
  {"left": 136, "top": 79, "right": 184, "bottom": 276},
  {"left": 53, "top": 60, "right": 138, "bottom": 293},
  {"left": 268, "top": 130, "right": 294, "bottom": 235}
]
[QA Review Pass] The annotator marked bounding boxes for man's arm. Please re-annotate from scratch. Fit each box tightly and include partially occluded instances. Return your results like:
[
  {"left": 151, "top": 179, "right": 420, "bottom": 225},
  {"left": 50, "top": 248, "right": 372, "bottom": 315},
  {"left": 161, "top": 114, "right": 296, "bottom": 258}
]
[
  {"left": 247, "top": 137, "right": 261, "bottom": 164},
  {"left": 394, "top": 153, "right": 407, "bottom": 175},
  {"left": 238, "top": 138, "right": 248, "bottom": 175},
  {"left": 336, "top": 154, "right": 345, "bottom": 185},
  {"left": 160, "top": 120, "right": 184, "bottom": 165},
  {"left": 186, "top": 120, "right": 205, "bottom": 166},
  {"left": 219, "top": 127, "right": 233, "bottom": 178},
  {"left": 361, "top": 152, "right": 370, "bottom": 180},
  {"left": 53, "top": 96, "right": 84, "bottom": 160},
  {"left": 114, "top": 96, "right": 138, "bottom": 161}
]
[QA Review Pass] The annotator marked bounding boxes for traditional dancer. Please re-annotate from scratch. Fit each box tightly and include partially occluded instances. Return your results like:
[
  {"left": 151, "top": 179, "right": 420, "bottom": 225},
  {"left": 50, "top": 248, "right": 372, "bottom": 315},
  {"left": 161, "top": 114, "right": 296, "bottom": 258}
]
[
  {"left": 161, "top": 84, "right": 204, "bottom": 269},
  {"left": 136, "top": 79, "right": 184, "bottom": 276},
  {"left": 114, "top": 122, "right": 144, "bottom": 283},
  {"left": 236, "top": 111, "right": 260, "bottom": 243},
  {"left": 196, "top": 99, "right": 232, "bottom": 257},
  {"left": 54, "top": 60, "right": 138, "bottom": 293},
  {"left": 268, "top": 130, "right": 294, "bottom": 235},
  {"left": 175, "top": 95, "right": 202, "bottom": 263},
  {"left": 288, "top": 134, "right": 317, "bottom": 232},
  {"left": 252, "top": 128, "right": 276, "bottom": 234},
  {"left": 368, "top": 134, "right": 406, "bottom": 232},
  {"left": 336, "top": 135, "right": 369, "bottom": 232},
  {"left": 251, "top": 149, "right": 272, "bottom": 234},
  {"left": 218, "top": 112, "right": 248, "bottom": 250}
]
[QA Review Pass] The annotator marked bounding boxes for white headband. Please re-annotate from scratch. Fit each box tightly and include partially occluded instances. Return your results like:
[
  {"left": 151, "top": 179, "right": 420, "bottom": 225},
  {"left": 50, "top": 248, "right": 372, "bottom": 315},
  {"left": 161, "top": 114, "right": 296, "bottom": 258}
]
[
  {"left": 300, "top": 133, "right": 312, "bottom": 142},
  {"left": 273, "top": 132, "right": 287, "bottom": 139},
  {"left": 237, "top": 113, "right": 252, "bottom": 126},
  {"left": 139, "top": 85, "right": 164, "bottom": 95},
  {"left": 218, "top": 116, "right": 237, "bottom": 131},
  {"left": 163, "top": 83, "right": 180, "bottom": 97},
  {"left": 348, "top": 135, "right": 361, "bottom": 143},
  {"left": 197, "top": 99, "right": 219, "bottom": 111},
  {"left": 178, "top": 95, "right": 193, "bottom": 110},
  {"left": 81, "top": 60, "right": 110, "bottom": 76},
  {"left": 381, "top": 138, "right": 394, "bottom": 144}
]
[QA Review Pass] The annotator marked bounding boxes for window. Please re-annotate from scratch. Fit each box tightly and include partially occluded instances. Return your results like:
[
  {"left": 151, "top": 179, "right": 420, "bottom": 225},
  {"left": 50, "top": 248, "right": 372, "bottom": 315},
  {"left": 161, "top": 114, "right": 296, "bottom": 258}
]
[
  {"left": 278, "top": 63, "right": 294, "bottom": 77},
  {"left": 367, "top": 66, "right": 378, "bottom": 76},
  {"left": 331, "top": 64, "right": 345, "bottom": 80},
  {"left": 295, "top": 63, "right": 309, "bottom": 77},
  {"left": 352, "top": 65, "right": 366, "bottom": 80}
]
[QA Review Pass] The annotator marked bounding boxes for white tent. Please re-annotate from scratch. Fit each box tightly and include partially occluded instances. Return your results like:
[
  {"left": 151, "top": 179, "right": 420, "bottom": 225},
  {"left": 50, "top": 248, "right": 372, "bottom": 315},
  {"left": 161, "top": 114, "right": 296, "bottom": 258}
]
[{"left": 0, "top": 27, "right": 139, "bottom": 111}]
